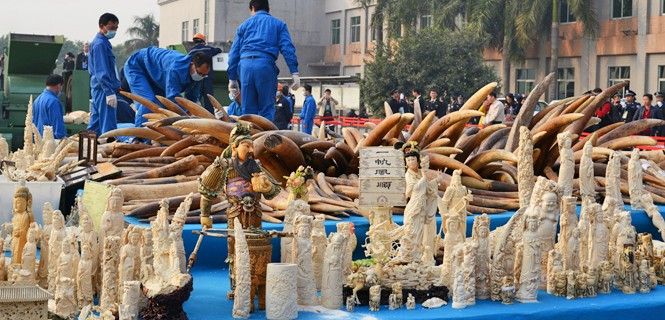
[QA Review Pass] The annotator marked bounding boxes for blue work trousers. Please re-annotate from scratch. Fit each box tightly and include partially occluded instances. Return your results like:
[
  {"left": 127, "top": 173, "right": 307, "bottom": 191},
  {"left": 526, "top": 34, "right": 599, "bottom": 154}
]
[
  {"left": 239, "top": 57, "right": 278, "bottom": 121},
  {"left": 88, "top": 87, "right": 117, "bottom": 135},
  {"left": 124, "top": 66, "right": 161, "bottom": 127}
]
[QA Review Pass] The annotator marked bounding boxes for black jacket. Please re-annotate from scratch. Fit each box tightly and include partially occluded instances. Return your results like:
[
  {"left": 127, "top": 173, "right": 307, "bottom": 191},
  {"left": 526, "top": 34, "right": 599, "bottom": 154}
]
[
  {"left": 425, "top": 99, "right": 446, "bottom": 118},
  {"left": 274, "top": 96, "right": 293, "bottom": 130},
  {"left": 75, "top": 52, "right": 88, "bottom": 70}
]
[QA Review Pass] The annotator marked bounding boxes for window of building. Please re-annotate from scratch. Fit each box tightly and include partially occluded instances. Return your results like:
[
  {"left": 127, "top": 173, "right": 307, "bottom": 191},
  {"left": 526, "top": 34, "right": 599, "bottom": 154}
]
[
  {"left": 181, "top": 21, "right": 189, "bottom": 42},
  {"left": 331, "top": 19, "right": 341, "bottom": 45},
  {"left": 421, "top": 15, "right": 433, "bottom": 29},
  {"left": 516, "top": 68, "right": 535, "bottom": 95},
  {"left": 204, "top": 0, "right": 210, "bottom": 37},
  {"left": 193, "top": 19, "right": 200, "bottom": 36},
  {"left": 608, "top": 66, "right": 631, "bottom": 95},
  {"left": 612, "top": 0, "right": 632, "bottom": 18},
  {"left": 559, "top": 0, "right": 576, "bottom": 23},
  {"left": 350, "top": 16, "right": 361, "bottom": 43},
  {"left": 557, "top": 67, "right": 575, "bottom": 99},
  {"left": 659, "top": 66, "right": 665, "bottom": 93}
]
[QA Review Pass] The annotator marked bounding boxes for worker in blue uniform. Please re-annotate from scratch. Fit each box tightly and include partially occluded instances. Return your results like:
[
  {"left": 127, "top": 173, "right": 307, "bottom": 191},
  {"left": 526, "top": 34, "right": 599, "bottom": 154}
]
[
  {"left": 33, "top": 74, "right": 67, "bottom": 139},
  {"left": 300, "top": 84, "right": 316, "bottom": 134},
  {"left": 123, "top": 47, "right": 212, "bottom": 127},
  {"left": 226, "top": 89, "right": 243, "bottom": 117},
  {"left": 189, "top": 33, "right": 222, "bottom": 114},
  {"left": 227, "top": 0, "right": 300, "bottom": 121},
  {"left": 88, "top": 13, "right": 121, "bottom": 136}
]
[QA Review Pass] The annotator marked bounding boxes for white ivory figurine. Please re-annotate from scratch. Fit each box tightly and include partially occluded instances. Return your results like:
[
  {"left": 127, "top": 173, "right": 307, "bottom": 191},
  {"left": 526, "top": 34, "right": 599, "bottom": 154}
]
[
  {"left": 321, "top": 232, "right": 347, "bottom": 309},
  {"left": 232, "top": 218, "right": 251, "bottom": 319},
  {"left": 516, "top": 214, "right": 541, "bottom": 303},
  {"left": 291, "top": 215, "right": 317, "bottom": 305}
]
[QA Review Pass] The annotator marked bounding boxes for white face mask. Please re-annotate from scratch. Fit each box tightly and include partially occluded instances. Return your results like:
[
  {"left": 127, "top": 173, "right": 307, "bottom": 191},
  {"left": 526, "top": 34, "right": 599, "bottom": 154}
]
[
  {"left": 105, "top": 30, "right": 116, "bottom": 39},
  {"left": 191, "top": 71, "right": 205, "bottom": 81},
  {"left": 229, "top": 93, "right": 236, "bottom": 101}
]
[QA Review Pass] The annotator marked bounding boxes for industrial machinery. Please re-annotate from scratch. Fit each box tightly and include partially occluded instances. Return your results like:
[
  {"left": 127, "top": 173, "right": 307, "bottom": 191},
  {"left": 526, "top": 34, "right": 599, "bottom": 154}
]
[{"left": 0, "top": 33, "right": 90, "bottom": 151}]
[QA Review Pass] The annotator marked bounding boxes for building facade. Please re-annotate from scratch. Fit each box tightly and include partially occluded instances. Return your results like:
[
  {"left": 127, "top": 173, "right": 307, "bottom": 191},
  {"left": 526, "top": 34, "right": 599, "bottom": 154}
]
[
  {"left": 159, "top": 0, "right": 665, "bottom": 102},
  {"left": 484, "top": 0, "right": 665, "bottom": 99}
]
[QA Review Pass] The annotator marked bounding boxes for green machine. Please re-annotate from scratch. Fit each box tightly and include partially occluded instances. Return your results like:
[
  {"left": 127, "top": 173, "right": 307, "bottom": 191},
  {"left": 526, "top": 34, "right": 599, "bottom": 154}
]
[{"left": 0, "top": 33, "right": 64, "bottom": 150}]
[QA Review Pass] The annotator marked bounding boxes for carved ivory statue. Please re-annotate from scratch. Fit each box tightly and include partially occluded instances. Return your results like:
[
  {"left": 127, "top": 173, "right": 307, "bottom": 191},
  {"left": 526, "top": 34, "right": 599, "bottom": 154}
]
[
  {"left": 639, "top": 193, "right": 665, "bottom": 241},
  {"left": 100, "top": 236, "right": 122, "bottom": 314},
  {"left": 558, "top": 196, "right": 578, "bottom": 260},
  {"left": 119, "top": 226, "right": 141, "bottom": 292},
  {"left": 440, "top": 169, "right": 471, "bottom": 286},
  {"left": 557, "top": 132, "right": 575, "bottom": 197},
  {"left": 11, "top": 184, "right": 34, "bottom": 264},
  {"left": 516, "top": 214, "right": 541, "bottom": 303},
  {"left": 397, "top": 173, "right": 432, "bottom": 263},
  {"left": 546, "top": 249, "right": 563, "bottom": 294},
  {"left": 281, "top": 199, "right": 309, "bottom": 263},
  {"left": 291, "top": 215, "right": 317, "bottom": 305},
  {"left": 48, "top": 210, "right": 66, "bottom": 292},
  {"left": 39, "top": 125, "right": 56, "bottom": 160},
  {"left": 517, "top": 126, "right": 535, "bottom": 207},
  {"left": 79, "top": 213, "right": 99, "bottom": 291},
  {"left": 472, "top": 214, "right": 491, "bottom": 299},
  {"left": 587, "top": 204, "right": 609, "bottom": 269},
  {"left": 579, "top": 140, "right": 596, "bottom": 205},
  {"left": 564, "top": 227, "right": 580, "bottom": 271},
  {"left": 37, "top": 202, "right": 53, "bottom": 287},
  {"left": 404, "top": 154, "right": 439, "bottom": 253},
  {"left": 232, "top": 218, "right": 251, "bottom": 319},
  {"left": 321, "top": 232, "right": 347, "bottom": 309},
  {"left": 606, "top": 152, "right": 623, "bottom": 208},
  {"left": 54, "top": 277, "right": 77, "bottom": 317},
  {"left": 78, "top": 242, "right": 94, "bottom": 308},
  {"left": 311, "top": 214, "right": 327, "bottom": 291},
  {"left": 266, "top": 262, "right": 298, "bottom": 320},
  {"left": 119, "top": 281, "right": 142, "bottom": 320},
  {"left": 534, "top": 179, "right": 560, "bottom": 286},
  {"left": 578, "top": 202, "right": 591, "bottom": 270},
  {"left": 628, "top": 148, "right": 646, "bottom": 209},
  {"left": 336, "top": 222, "right": 356, "bottom": 278},
  {"left": 20, "top": 223, "right": 38, "bottom": 281},
  {"left": 406, "top": 293, "right": 416, "bottom": 310},
  {"left": 451, "top": 244, "right": 466, "bottom": 309},
  {"left": 369, "top": 285, "right": 381, "bottom": 312},
  {"left": 100, "top": 187, "right": 125, "bottom": 252},
  {"left": 462, "top": 241, "right": 477, "bottom": 307},
  {"left": 389, "top": 282, "right": 403, "bottom": 310},
  {"left": 140, "top": 228, "right": 154, "bottom": 283}
]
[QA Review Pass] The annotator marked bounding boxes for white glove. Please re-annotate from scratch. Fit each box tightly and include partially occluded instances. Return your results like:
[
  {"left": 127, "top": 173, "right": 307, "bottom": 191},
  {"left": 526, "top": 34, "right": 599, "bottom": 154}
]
[
  {"left": 106, "top": 94, "right": 117, "bottom": 108},
  {"left": 291, "top": 73, "right": 301, "bottom": 91},
  {"left": 215, "top": 109, "right": 225, "bottom": 120}
]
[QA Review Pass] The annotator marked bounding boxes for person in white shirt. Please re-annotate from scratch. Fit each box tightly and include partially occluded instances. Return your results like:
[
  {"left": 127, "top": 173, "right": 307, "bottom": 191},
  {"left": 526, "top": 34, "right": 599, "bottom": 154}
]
[{"left": 483, "top": 92, "right": 505, "bottom": 126}]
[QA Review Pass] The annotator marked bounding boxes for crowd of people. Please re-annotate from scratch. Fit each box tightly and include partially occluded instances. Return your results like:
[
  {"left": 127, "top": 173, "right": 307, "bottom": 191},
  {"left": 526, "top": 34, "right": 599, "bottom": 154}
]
[{"left": 592, "top": 89, "right": 665, "bottom": 135}]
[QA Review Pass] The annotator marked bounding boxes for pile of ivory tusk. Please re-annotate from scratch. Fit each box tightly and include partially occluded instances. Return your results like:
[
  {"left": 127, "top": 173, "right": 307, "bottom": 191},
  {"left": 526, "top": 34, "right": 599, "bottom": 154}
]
[{"left": 96, "top": 75, "right": 665, "bottom": 223}]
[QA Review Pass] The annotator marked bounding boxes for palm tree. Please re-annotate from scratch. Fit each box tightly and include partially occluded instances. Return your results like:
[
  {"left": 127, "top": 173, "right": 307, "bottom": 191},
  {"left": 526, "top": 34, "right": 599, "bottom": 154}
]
[
  {"left": 124, "top": 14, "right": 160, "bottom": 54},
  {"left": 435, "top": 0, "right": 524, "bottom": 94},
  {"left": 514, "top": 0, "right": 598, "bottom": 99}
]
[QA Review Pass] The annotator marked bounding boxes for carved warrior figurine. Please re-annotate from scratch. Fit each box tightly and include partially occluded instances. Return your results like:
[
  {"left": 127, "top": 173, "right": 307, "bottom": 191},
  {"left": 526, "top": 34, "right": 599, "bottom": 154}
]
[
  {"left": 11, "top": 184, "right": 35, "bottom": 264},
  {"left": 311, "top": 214, "right": 327, "bottom": 291},
  {"left": 369, "top": 285, "right": 381, "bottom": 312},
  {"left": 233, "top": 218, "right": 251, "bottom": 319},
  {"left": 140, "top": 228, "right": 154, "bottom": 282},
  {"left": 291, "top": 215, "right": 317, "bottom": 306},
  {"left": 48, "top": 210, "right": 66, "bottom": 292},
  {"left": 517, "top": 126, "right": 535, "bottom": 207},
  {"left": 78, "top": 243, "right": 94, "bottom": 308},
  {"left": 473, "top": 214, "right": 491, "bottom": 299},
  {"left": 37, "top": 202, "right": 54, "bottom": 287},
  {"left": 516, "top": 214, "right": 541, "bottom": 303},
  {"left": 100, "top": 236, "right": 122, "bottom": 314},
  {"left": 557, "top": 132, "right": 575, "bottom": 197},
  {"left": 198, "top": 124, "right": 280, "bottom": 295},
  {"left": 321, "top": 232, "right": 347, "bottom": 310}
]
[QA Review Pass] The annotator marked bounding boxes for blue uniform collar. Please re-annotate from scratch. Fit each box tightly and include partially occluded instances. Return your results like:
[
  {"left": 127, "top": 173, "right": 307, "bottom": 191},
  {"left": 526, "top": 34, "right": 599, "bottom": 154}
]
[
  {"left": 255, "top": 10, "right": 270, "bottom": 16},
  {"left": 43, "top": 88, "right": 58, "bottom": 98}
]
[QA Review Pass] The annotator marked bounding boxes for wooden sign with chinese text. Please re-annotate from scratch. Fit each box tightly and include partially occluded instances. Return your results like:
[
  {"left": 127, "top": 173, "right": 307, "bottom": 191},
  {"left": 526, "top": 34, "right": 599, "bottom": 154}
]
[{"left": 359, "top": 147, "right": 406, "bottom": 207}]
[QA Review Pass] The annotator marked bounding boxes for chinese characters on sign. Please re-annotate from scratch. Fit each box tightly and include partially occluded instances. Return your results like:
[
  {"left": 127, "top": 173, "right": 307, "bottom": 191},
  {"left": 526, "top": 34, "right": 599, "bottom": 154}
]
[{"left": 358, "top": 147, "right": 406, "bottom": 207}]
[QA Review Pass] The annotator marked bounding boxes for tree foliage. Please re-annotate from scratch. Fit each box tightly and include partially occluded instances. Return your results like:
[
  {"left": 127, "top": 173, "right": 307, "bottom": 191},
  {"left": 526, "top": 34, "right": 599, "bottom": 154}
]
[{"left": 360, "top": 27, "right": 498, "bottom": 115}]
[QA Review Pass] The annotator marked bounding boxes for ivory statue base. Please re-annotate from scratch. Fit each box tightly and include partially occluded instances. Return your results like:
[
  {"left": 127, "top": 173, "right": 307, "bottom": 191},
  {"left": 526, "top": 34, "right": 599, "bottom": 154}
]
[
  {"left": 266, "top": 263, "right": 298, "bottom": 320},
  {"left": 342, "top": 285, "right": 448, "bottom": 306},
  {"left": 140, "top": 276, "right": 193, "bottom": 320}
]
